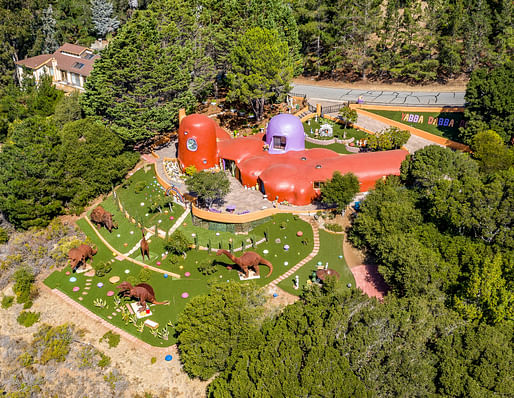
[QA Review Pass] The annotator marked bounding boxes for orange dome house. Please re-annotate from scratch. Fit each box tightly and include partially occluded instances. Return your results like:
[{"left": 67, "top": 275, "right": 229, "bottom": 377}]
[
  {"left": 176, "top": 111, "right": 409, "bottom": 206},
  {"left": 178, "top": 114, "right": 218, "bottom": 171}
]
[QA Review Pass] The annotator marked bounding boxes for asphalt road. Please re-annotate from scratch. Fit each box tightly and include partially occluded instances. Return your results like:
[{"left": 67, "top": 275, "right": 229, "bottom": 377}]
[{"left": 291, "top": 83, "right": 466, "bottom": 106}]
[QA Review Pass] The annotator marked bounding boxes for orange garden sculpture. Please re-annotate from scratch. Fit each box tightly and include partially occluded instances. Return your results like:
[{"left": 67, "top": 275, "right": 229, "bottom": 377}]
[
  {"left": 90, "top": 205, "right": 117, "bottom": 232},
  {"left": 116, "top": 281, "right": 169, "bottom": 311},
  {"left": 68, "top": 244, "right": 97, "bottom": 272},
  {"left": 217, "top": 249, "right": 273, "bottom": 278}
]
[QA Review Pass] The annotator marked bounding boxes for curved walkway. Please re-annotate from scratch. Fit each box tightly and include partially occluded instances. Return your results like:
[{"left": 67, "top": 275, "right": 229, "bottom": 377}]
[
  {"left": 269, "top": 216, "right": 320, "bottom": 286},
  {"left": 84, "top": 217, "right": 181, "bottom": 279}
]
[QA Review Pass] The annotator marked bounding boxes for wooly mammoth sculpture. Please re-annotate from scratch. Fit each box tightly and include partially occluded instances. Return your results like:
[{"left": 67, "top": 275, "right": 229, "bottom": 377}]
[
  {"left": 68, "top": 244, "right": 97, "bottom": 272},
  {"left": 90, "top": 205, "right": 117, "bottom": 232},
  {"left": 216, "top": 249, "right": 273, "bottom": 278},
  {"left": 116, "top": 281, "right": 169, "bottom": 311}
]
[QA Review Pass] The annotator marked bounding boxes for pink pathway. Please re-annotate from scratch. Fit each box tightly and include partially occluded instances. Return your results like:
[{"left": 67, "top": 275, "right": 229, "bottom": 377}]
[{"left": 350, "top": 264, "right": 389, "bottom": 300}]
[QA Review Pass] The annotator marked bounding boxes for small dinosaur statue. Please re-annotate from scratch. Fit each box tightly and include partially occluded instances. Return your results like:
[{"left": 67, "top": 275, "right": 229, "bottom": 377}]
[
  {"left": 216, "top": 249, "right": 273, "bottom": 278},
  {"left": 140, "top": 229, "right": 150, "bottom": 261},
  {"left": 116, "top": 281, "right": 169, "bottom": 311}
]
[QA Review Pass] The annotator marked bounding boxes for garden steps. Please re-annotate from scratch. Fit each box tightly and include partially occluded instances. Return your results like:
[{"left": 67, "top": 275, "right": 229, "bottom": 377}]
[{"left": 269, "top": 216, "right": 320, "bottom": 286}]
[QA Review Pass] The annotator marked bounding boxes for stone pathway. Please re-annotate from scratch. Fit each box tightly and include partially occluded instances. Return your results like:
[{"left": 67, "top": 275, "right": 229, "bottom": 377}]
[
  {"left": 269, "top": 217, "right": 320, "bottom": 287},
  {"left": 166, "top": 207, "right": 191, "bottom": 236}
]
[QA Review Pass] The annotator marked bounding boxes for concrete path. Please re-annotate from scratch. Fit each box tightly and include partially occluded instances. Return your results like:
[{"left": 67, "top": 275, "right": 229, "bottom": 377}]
[{"left": 291, "top": 83, "right": 466, "bottom": 106}]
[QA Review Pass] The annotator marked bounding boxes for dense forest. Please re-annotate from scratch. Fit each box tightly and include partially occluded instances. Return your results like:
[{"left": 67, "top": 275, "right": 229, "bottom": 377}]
[{"left": 174, "top": 144, "right": 513, "bottom": 396}]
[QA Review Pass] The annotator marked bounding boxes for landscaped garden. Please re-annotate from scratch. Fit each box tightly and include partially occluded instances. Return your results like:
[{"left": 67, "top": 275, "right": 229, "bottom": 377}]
[
  {"left": 365, "top": 109, "right": 465, "bottom": 141},
  {"left": 303, "top": 117, "right": 368, "bottom": 141},
  {"left": 44, "top": 163, "right": 337, "bottom": 346},
  {"left": 278, "top": 229, "right": 354, "bottom": 295}
]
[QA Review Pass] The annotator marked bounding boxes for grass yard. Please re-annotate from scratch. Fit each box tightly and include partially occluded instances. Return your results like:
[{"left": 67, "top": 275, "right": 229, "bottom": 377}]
[
  {"left": 45, "top": 211, "right": 316, "bottom": 346},
  {"left": 278, "top": 230, "right": 355, "bottom": 296},
  {"left": 116, "top": 166, "right": 185, "bottom": 231},
  {"left": 366, "top": 109, "right": 465, "bottom": 142},
  {"left": 305, "top": 140, "right": 352, "bottom": 154},
  {"left": 303, "top": 117, "right": 368, "bottom": 141}
]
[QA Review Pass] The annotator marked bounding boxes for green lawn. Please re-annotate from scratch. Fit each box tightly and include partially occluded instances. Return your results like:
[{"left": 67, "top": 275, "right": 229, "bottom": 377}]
[
  {"left": 45, "top": 211, "right": 316, "bottom": 346},
  {"left": 116, "top": 166, "right": 185, "bottom": 231},
  {"left": 305, "top": 140, "right": 352, "bottom": 154},
  {"left": 278, "top": 230, "right": 355, "bottom": 296},
  {"left": 303, "top": 117, "right": 368, "bottom": 141},
  {"left": 366, "top": 109, "right": 464, "bottom": 142}
]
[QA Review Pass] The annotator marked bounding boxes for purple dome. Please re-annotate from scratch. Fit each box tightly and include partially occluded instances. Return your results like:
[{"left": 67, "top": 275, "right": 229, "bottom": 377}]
[{"left": 265, "top": 114, "right": 305, "bottom": 154}]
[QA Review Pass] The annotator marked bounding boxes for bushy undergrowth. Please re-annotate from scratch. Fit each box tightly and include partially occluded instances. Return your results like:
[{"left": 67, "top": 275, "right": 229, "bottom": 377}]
[{"left": 17, "top": 311, "right": 41, "bottom": 327}]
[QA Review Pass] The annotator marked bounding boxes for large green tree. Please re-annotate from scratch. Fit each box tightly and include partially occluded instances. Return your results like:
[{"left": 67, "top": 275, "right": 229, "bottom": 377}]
[
  {"left": 461, "top": 62, "right": 514, "bottom": 144},
  {"left": 176, "top": 282, "right": 266, "bottom": 380},
  {"left": 81, "top": 7, "right": 213, "bottom": 144},
  {"left": 321, "top": 171, "right": 360, "bottom": 212},
  {"left": 227, "top": 27, "right": 294, "bottom": 120},
  {"left": 185, "top": 171, "right": 230, "bottom": 208}
]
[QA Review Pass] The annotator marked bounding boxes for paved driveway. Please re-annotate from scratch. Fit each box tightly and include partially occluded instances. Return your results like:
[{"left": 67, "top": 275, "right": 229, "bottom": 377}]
[{"left": 291, "top": 83, "right": 466, "bottom": 106}]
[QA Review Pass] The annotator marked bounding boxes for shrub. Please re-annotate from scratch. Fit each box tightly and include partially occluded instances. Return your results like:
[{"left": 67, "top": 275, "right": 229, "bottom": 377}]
[
  {"left": 94, "top": 262, "right": 112, "bottom": 277},
  {"left": 133, "top": 181, "right": 146, "bottom": 193},
  {"left": 168, "top": 254, "right": 181, "bottom": 267},
  {"left": 13, "top": 267, "right": 36, "bottom": 304},
  {"left": 23, "top": 300, "right": 33, "bottom": 309},
  {"left": 32, "top": 323, "right": 74, "bottom": 364},
  {"left": 198, "top": 258, "right": 217, "bottom": 275},
  {"left": 325, "top": 223, "right": 343, "bottom": 232},
  {"left": 126, "top": 275, "right": 138, "bottom": 286},
  {"left": 0, "top": 226, "right": 8, "bottom": 244},
  {"left": 165, "top": 231, "right": 191, "bottom": 255},
  {"left": 1, "top": 295, "right": 14, "bottom": 309},
  {"left": 184, "top": 165, "right": 197, "bottom": 176},
  {"left": 98, "top": 352, "right": 111, "bottom": 368},
  {"left": 151, "top": 357, "right": 157, "bottom": 364},
  {"left": 18, "top": 352, "right": 34, "bottom": 367},
  {"left": 138, "top": 268, "right": 151, "bottom": 282},
  {"left": 17, "top": 311, "right": 41, "bottom": 327},
  {"left": 100, "top": 331, "right": 120, "bottom": 348},
  {"left": 280, "top": 221, "right": 287, "bottom": 229}
]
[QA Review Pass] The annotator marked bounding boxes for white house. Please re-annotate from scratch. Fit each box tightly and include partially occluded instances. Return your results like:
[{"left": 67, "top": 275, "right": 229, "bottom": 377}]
[{"left": 15, "top": 43, "right": 100, "bottom": 92}]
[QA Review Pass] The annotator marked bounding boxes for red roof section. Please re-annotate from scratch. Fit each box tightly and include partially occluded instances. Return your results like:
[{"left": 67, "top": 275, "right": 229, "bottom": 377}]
[{"left": 16, "top": 54, "right": 52, "bottom": 69}]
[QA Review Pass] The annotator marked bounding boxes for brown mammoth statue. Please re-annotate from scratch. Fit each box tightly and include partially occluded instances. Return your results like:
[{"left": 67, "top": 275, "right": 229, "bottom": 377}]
[
  {"left": 68, "top": 244, "right": 97, "bottom": 272},
  {"left": 216, "top": 249, "right": 273, "bottom": 278},
  {"left": 90, "top": 205, "right": 117, "bottom": 232}
]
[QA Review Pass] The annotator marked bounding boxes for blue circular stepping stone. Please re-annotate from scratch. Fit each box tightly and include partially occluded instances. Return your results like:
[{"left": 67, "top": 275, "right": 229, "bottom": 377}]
[
  {"left": 165, "top": 355, "right": 173, "bottom": 361},
  {"left": 163, "top": 274, "right": 168, "bottom": 278},
  {"left": 273, "top": 293, "right": 278, "bottom": 298},
  {"left": 69, "top": 277, "right": 77, "bottom": 282}
]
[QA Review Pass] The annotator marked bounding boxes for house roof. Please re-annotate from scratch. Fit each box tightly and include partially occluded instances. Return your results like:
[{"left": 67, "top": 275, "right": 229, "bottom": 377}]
[
  {"left": 15, "top": 43, "right": 100, "bottom": 77},
  {"left": 16, "top": 54, "right": 53, "bottom": 69}
]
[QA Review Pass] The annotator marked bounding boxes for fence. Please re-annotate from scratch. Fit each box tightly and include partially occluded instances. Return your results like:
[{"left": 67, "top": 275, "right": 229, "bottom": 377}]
[{"left": 320, "top": 101, "right": 350, "bottom": 115}]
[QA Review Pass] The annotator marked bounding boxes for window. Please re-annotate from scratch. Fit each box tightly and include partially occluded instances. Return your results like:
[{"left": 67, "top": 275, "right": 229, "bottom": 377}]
[
  {"left": 273, "top": 136, "right": 286, "bottom": 150},
  {"left": 313, "top": 181, "right": 324, "bottom": 189},
  {"left": 61, "top": 71, "right": 67, "bottom": 82},
  {"left": 186, "top": 138, "right": 198, "bottom": 151},
  {"left": 71, "top": 72, "right": 80, "bottom": 86},
  {"left": 73, "top": 62, "right": 85, "bottom": 69},
  {"left": 82, "top": 53, "right": 94, "bottom": 60}
]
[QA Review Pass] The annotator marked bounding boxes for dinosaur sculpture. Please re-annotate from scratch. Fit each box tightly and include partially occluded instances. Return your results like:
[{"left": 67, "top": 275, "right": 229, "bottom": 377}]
[
  {"left": 140, "top": 230, "right": 150, "bottom": 260},
  {"left": 68, "top": 244, "right": 97, "bottom": 272},
  {"left": 90, "top": 205, "right": 117, "bottom": 232},
  {"left": 216, "top": 249, "right": 273, "bottom": 278},
  {"left": 116, "top": 281, "right": 169, "bottom": 311}
]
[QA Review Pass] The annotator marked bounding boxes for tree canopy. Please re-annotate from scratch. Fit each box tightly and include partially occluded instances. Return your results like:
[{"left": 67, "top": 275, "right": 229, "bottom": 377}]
[
  {"left": 321, "top": 172, "right": 360, "bottom": 212},
  {"left": 185, "top": 171, "right": 230, "bottom": 208},
  {"left": 227, "top": 27, "right": 295, "bottom": 120}
]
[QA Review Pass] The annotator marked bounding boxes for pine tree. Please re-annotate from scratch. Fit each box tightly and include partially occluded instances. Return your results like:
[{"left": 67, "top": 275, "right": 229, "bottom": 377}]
[
  {"left": 40, "top": 5, "right": 59, "bottom": 53},
  {"left": 91, "top": 0, "right": 120, "bottom": 38}
]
